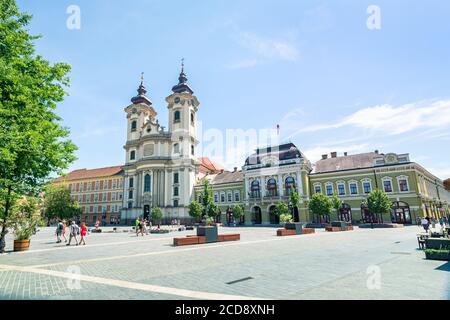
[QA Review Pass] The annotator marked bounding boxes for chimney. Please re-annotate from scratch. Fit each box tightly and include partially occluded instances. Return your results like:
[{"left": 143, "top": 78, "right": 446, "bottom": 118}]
[
  {"left": 344, "top": 152, "right": 348, "bottom": 157},
  {"left": 322, "top": 154, "right": 328, "bottom": 160},
  {"left": 331, "top": 152, "right": 337, "bottom": 158},
  {"left": 233, "top": 167, "right": 238, "bottom": 173},
  {"left": 375, "top": 150, "right": 379, "bottom": 154}
]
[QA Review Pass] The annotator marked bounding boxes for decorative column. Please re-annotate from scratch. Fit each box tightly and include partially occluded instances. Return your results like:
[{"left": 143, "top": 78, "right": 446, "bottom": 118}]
[{"left": 278, "top": 174, "right": 283, "bottom": 198}]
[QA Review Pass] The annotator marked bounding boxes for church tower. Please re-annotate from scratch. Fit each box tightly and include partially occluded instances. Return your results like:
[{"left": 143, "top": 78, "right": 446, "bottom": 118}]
[{"left": 166, "top": 60, "right": 200, "bottom": 160}]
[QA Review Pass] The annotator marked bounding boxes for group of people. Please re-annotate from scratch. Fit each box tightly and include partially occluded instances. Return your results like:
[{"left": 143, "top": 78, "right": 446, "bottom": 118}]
[
  {"left": 56, "top": 220, "right": 88, "bottom": 246},
  {"left": 418, "top": 216, "right": 449, "bottom": 232},
  {"left": 135, "top": 218, "right": 154, "bottom": 236}
]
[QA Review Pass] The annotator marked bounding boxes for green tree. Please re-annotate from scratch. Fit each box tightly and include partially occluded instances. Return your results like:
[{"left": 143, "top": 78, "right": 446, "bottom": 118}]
[
  {"left": 43, "top": 183, "right": 79, "bottom": 224},
  {"left": 276, "top": 201, "right": 292, "bottom": 224},
  {"left": 290, "top": 188, "right": 300, "bottom": 221},
  {"left": 199, "top": 179, "right": 218, "bottom": 221},
  {"left": 151, "top": 207, "right": 163, "bottom": 224},
  {"left": 331, "top": 194, "right": 343, "bottom": 221},
  {"left": 0, "top": 0, "right": 77, "bottom": 252},
  {"left": 188, "top": 201, "right": 202, "bottom": 222},
  {"left": 308, "top": 193, "right": 332, "bottom": 222},
  {"left": 232, "top": 204, "right": 244, "bottom": 222},
  {"left": 367, "top": 189, "right": 392, "bottom": 223}
]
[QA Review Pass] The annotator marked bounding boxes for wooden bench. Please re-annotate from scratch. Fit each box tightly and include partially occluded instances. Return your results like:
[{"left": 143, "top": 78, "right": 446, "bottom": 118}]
[
  {"left": 302, "top": 228, "right": 315, "bottom": 234},
  {"left": 326, "top": 226, "right": 354, "bottom": 232},
  {"left": 277, "top": 228, "right": 316, "bottom": 236},
  {"left": 218, "top": 234, "right": 240, "bottom": 242},
  {"left": 174, "top": 237, "right": 200, "bottom": 246}
]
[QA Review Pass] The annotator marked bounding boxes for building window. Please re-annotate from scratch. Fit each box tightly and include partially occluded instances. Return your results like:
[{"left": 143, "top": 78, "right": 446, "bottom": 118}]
[
  {"left": 95, "top": 181, "right": 99, "bottom": 190},
  {"left": 173, "top": 143, "right": 180, "bottom": 154},
  {"left": 112, "top": 180, "right": 117, "bottom": 189},
  {"left": 314, "top": 184, "right": 321, "bottom": 194},
  {"left": 174, "top": 173, "right": 179, "bottom": 184},
  {"left": 131, "top": 120, "right": 137, "bottom": 132},
  {"left": 130, "top": 150, "right": 136, "bottom": 161},
  {"left": 128, "top": 202, "right": 132, "bottom": 209},
  {"left": 227, "top": 192, "right": 232, "bottom": 202},
  {"left": 220, "top": 193, "right": 225, "bottom": 203},
  {"left": 267, "top": 178, "right": 277, "bottom": 197},
  {"left": 191, "top": 145, "right": 195, "bottom": 156},
  {"left": 214, "top": 193, "right": 219, "bottom": 203},
  {"left": 128, "top": 190, "right": 133, "bottom": 200},
  {"left": 87, "top": 183, "right": 91, "bottom": 191},
  {"left": 362, "top": 181, "right": 372, "bottom": 194},
  {"left": 337, "top": 183, "right": 345, "bottom": 196},
  {"left": 94, "top": 194, "right": 99, "bottom": 202},
  {"left": 285, "top": 177, "right": 296, "bottom": 195},
  {"left": 383, "top": 179, "right": 393, "bottom": 193},
  {"left": 251, "top": 180, "right": 261, "bottom": 198},
  {"left": 349, "top": 182, "right": 358, "bottom": 195},
  {"left": 326, "top": 184, "right": 333, "bottom": 196},
  {"left": 79, "top": 184, "right": 83, "bottom": 192},
  {"left": 398, "top": 177, "right": 409, "bottom": 192},
  {"left": 112, "top": 193, "right": 116, "bottom": 201},
  {"left": 102, "top": 193, "right": 107, "bottom": 201},
  {"left": 174, "top": 200, "right": 179, "bottom": 207},
  {"left": 191, "top": 112, "right": 195, "bottom": 124},
  {"left": 93, "top": 206, "right": 98, "bottom": 214},
  {"left": 174, "top": 111, "right": 181, "bottom": 123},
  {"left": 129, "top": 177, "right": 134, "bottom": 188},
  {"left": 234, "top": 192, "right": 240, "bottom": 202},
  {"left": 174, "top": 187, "right": 179, "bottom": 197},
  {"left": 144, "top": 174, "right": 151, "bottom": 193}
]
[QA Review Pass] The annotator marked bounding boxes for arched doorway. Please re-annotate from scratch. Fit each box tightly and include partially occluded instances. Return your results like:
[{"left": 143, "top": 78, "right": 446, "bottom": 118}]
[
  {"left": 269, "top": 205, "right": 280, "bottom": 224},
  {"left": 226, "top": 207, "right": 233, "bottom": 225},
  {"left": 143, "top": 205, "right": 150, "bottom": 220},
  {"left": 293, "top": 206, "right": 300, "bottom": 223},
  {"left": 391, "top": 201, "right": 411, "bottom": 224},
  {"left": 252, "top": 206, "right": 262, "bottom": 225},
  {"left": 339, "top": 203, "right": 352, "bottom": 223}
]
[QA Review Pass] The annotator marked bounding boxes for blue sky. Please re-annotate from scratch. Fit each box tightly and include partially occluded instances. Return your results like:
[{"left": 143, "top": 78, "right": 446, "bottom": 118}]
[{"left": 17, "top": 0, "right": 450, "bottom": 179}]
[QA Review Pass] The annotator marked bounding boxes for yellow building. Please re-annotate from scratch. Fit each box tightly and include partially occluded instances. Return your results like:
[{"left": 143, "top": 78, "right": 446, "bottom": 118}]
[{"left": 54, "top": 166, "right": 124, "bottom": 225}]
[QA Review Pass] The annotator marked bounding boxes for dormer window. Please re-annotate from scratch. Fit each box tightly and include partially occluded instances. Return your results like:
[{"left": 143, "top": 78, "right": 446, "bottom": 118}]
[
  {"left": 131, "top": 120, "right": 137, "bottom": 132},
  {"left": 174, "top": 111, "right": 181, "bottom": 123}
]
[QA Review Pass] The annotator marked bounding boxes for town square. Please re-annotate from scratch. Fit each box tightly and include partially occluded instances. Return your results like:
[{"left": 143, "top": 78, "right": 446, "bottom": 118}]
[{"left": 1, "top": 0, "right": 450, "bottom": 308}]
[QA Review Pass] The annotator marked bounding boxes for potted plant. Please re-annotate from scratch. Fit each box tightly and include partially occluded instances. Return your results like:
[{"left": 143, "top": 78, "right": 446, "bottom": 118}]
[
  {"left": 11, "top": 197, "right": 43, "bottom": 252},
  {"left": 197, "top": 217, "right": 218, "bottom": 243}
]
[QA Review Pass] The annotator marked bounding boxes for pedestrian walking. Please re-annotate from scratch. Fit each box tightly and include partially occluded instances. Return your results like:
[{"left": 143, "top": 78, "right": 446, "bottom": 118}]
[
  {"left": 421, "top": 217, "right": 430, "bottom": 233},
  {"left": 61, "top": 220, "right": 68, "bottom": 243},
  {"left": 67, "top": 221, "right": 80, "bottom": 246},
  {"left": 143, "top": 219, "right": 149, "bottom": 235},
  {"left": 79, "top": 222, "right": 88, "bottom": 245},
  {"left": 135, "top": 218, "right": 140, "bottom": 236},
  {"left": 56, "top": 220, "right": 64, "bottom": 243},
  {"left": 137, "top": 219, "right": 144, "bottom": 237}
]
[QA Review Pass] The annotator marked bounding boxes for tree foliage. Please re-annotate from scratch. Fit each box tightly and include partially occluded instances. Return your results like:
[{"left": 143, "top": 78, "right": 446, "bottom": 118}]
[
  {"left": 10, "top": 196, "right": 43, "bottom": 240},
  {"left": 151, "top": 207, "right": 163, "bottom": 223},
  {"left": 188, "top": 201, "right": 202, "bottom": 221},
  {"left": 367, "top": 189, "right": 392, "bottom": 217},
  {"left": 232, "top": 204, "right": 244, "bottom": 220},
  {"left": 0, "top": 0, "right": 77, "bottom": 252},
  {"left": 308, "top": 193, "right": 332, "bottom": 217},
  {"left": 43, "top": 183, "right": 79, "bottom": 222},
  {"left": 276, "top": 201, "right": 293, "bottom": 223}
]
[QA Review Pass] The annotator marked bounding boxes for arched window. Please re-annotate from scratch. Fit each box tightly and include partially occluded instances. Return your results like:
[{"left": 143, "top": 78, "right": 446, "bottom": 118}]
[
  {"left": 191, "top": 112, "right": 195, "bottom": 123},
  {"left": 173, "top": 143, "right": 180, "bottom": 154},
  {"left": 285, "top": 177, "right": 296, "bottom": 195},
  {"left": 130, "top": 150, "right": 136, "bottom": 161},
  {"left": 131, "top": 120, "right": 137, "bottom": 132},
  {"left": 267, "top": 178, "right": 277, "bottom": 197},
  {"left": 251, "top": 180, "right": 260, "bottom": 198},
  {"left": 144, "top": 174, "right": 151, "bottom": 193},
  {"left": 174, "top": 111, "right": 181, "bottom": 123}
]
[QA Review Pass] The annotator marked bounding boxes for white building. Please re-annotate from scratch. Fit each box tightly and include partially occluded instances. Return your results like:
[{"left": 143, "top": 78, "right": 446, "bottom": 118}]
[{"left": 121, "top": 65, "right": 201, "bottom": 223}]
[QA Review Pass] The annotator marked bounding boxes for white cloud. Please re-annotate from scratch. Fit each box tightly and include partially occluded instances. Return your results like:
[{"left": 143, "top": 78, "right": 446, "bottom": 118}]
[
  {"left": 227, "top": 58, "right": 262, "bottom": 70},
  {"left": 237, "top": 32, "right": 300, "bottom": 62},
  {"left": 296, "top": 99, "right": 450, "bottom": 135}
]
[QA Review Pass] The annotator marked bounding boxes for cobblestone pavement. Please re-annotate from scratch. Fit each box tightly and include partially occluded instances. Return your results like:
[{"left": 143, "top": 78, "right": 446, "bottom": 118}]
[{"left": 0, "top": 225, "right": 448, "bottom": 300}]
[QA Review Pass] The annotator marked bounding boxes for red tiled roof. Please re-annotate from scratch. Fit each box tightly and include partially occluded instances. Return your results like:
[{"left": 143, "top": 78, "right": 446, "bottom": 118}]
[
  {"left": 198, "top": 157, "right": 224, "bottom": 174},
  {"left": 54, "top": 166, "right": 123, "bottom": 182}
]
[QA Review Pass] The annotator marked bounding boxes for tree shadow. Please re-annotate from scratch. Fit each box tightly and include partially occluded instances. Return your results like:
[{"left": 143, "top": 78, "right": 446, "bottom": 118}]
[{"left": 435, "top": 262, "right": 450, "bottom": 272}]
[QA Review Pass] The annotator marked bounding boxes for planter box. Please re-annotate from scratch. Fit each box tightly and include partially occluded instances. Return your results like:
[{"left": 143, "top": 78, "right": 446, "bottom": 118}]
[
  {"left": 326, "top": 226, "right": 354, "bottom": 232},
  {"left": 14, "top": 240, "right": 30, "bottom": 252},
  {"left": 197, "top": 226, "right": 218, "bottom": 243},
  {"left": 331, "top": 221, "right": 350, "bottom": 228},
  {"left": 302, "top": 228, "right": 316, "bottom": 234},
  {"left": 425, "top": 250, "right": 450, "bottom": 261},
  {"left": 425, "top": 238, "right": 450, "bottom": 250},
  {"left": 277, "top": 229, "right": 297, "bottom": 236},
  {"left": 285, "top": 223, "right": 303, "bottom": 234}
]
